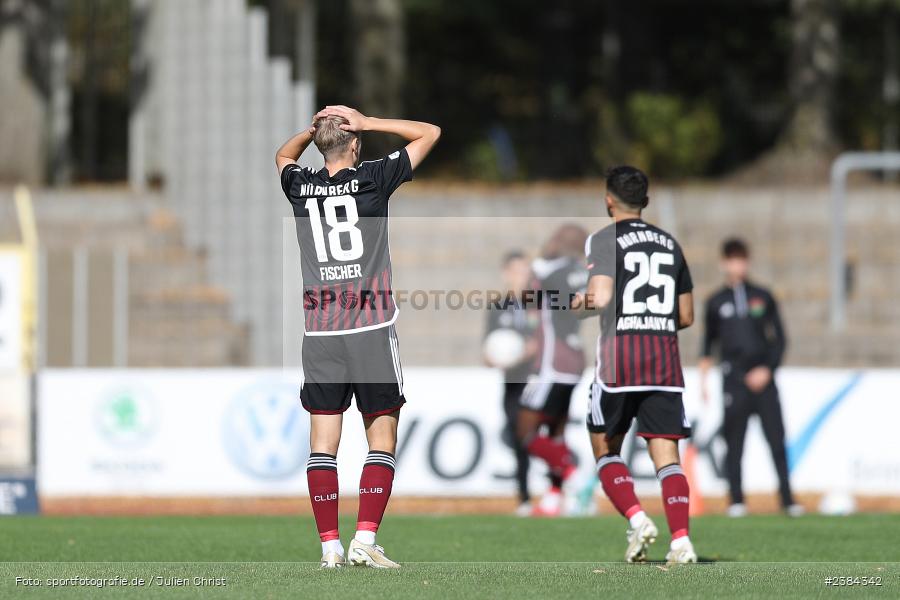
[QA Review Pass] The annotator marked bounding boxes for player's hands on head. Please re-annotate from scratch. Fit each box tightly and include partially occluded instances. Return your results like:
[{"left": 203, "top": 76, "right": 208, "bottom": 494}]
[
  {"left": 311, "top": 108, "right": 332, "bottom": 131},
  {"left": 306, "top": 109, "right": 335, "bottom": 135},
  {"left": 320, "top": 105, "right": 370, "bottom": 132}
]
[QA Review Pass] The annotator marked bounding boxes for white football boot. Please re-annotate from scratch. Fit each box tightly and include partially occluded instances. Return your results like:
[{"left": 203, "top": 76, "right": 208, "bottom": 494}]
[
  {"left": 319, "top": 552, "right": 346, "bottom": 569},
  {"left": 624, "top": 515, "right": 658, "bottom": 563},
  {"left": 348, "top": 538, "right": 401, "bottom": 569},
  {"left": 726, "top": 503, "right": 748, "bottom": 517},
  {"left": 665, "top": 538, "right": 698, "bottom": 565},
  {"left": 531, "top": 488, "right": 563, "bottom": 517}
]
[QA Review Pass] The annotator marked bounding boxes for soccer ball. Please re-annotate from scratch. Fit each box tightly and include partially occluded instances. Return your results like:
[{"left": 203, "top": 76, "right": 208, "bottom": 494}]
[
  {"left": 818, "top": 491, "right": 857, "bottom": 516},
  {"left": 483, "top": 328, "right": 526, "bottom": 369}
]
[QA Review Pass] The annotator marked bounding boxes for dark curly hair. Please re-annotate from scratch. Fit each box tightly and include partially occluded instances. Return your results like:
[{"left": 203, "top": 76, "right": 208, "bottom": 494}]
[{"left": 606, "top": 165, "right": 649, "bottom": 209}]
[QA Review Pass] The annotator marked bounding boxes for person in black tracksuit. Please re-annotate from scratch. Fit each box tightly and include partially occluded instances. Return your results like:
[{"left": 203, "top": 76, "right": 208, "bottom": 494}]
[
  {"left": 484, "top": 251, "right": 538, "bottom": 511},
  {"left": 699, "top": 238, "right": 800, "bottom": 515}
]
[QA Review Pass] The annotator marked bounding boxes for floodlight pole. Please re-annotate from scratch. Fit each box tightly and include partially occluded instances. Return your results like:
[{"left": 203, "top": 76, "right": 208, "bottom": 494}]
[{"left": 829, "top": 152, "right": 900, "bottom": 331}]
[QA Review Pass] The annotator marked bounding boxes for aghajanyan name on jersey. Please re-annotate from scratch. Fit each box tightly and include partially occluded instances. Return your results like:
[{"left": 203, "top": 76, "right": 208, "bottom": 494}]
[{"left": 617, "top": 315, "right": 676, "bottom": 332}]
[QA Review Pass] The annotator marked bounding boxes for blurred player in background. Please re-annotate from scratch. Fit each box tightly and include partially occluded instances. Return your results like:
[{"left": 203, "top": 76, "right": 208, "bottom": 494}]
[
  {"left": 276, "top": 105, "right": 440, "bottom": 568},
  {"left": 518, "top": 224, "right": 589, "bottom": 517},
  {"left": 483, "top": 251, "right": 539, "bottom": 515},
  {"left": 699, "top": 238, "right": 801, "bottom": 517},
  {"left": 574, "top": 166, "right": 697, "bottom": 564}
]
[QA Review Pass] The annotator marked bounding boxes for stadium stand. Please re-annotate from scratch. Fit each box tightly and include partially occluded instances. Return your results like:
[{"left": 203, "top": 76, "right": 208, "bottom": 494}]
[{"left": 0, "top": 187, "right": 248, "bottom": 367}]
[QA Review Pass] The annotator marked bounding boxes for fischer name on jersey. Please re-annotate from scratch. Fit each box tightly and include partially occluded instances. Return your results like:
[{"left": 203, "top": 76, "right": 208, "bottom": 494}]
[
  {"left": 281, "top": 149, "right": 413, "bottom": 335},
  {"left": 585, "top": 219, "right": 693, "bottom": 392}
]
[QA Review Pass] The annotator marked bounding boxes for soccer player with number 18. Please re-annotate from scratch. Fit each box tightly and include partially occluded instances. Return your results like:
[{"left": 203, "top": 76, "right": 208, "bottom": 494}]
[
  {"left": 276, "top": 106, "right": 440, "bottom": 568},
  {"left": 573, "top": 166, "right": 698, "bottom": 565}
]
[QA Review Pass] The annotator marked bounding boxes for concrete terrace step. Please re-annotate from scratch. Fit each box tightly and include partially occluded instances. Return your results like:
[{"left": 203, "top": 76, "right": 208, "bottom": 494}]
[
  {"left": 128, "top": 249, "right": 208, "bottom": 292},
  {"left": 131, "top": 287, "right": 231, "bottom": 318},
  {"left": 128, "top": 331, "right": 249, "bottom": 367}
]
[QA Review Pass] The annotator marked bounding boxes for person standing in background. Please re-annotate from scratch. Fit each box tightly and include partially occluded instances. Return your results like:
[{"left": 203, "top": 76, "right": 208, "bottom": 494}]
[
  {"left": 484, "top": 251, "right": 538, "bottom": 515},
  {"left": 517, "top": 225, "right": 589, "bottom": 517},
  {"left": 699, "top": 238, "right": 802, "bottom": 518}
]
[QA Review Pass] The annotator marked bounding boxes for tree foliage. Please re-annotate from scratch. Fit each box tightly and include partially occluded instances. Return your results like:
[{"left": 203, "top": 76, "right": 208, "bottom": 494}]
[
  {"left": 41, "top": 0, "right": 900, "bottom": 182},
  {"left": 315, "top": 0, "right": 898, "bottom": 180}
]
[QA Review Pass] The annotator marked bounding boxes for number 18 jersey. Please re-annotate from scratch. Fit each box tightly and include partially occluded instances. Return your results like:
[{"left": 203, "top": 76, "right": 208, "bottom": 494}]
[
  {"left": 281, "top": 149, "right": 413, "bottom": 335},
  {"left": 586, "top": 218, "right": 693, "bottom": 391}
]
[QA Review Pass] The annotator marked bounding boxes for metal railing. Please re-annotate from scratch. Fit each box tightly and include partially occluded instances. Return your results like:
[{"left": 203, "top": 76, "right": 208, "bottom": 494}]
[{"left": 38, "top": 246, "right": 130, "bottom": 368}]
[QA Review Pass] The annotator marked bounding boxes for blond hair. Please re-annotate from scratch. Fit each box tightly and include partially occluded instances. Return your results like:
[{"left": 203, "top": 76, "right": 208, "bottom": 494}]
[{"left": 313, "top": 116, "right": 359, "bottom": 161}]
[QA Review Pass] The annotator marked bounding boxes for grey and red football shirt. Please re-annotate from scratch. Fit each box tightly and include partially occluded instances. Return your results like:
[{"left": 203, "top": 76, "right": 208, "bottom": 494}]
[
  {"left": 281, "top": 149, "right": 412, "bottom": 335},
  {"left": 586, "top": 218, "right": 693, "bottom": 391},
  {"left": 531, "top": 256, "right": 589, "bottom": 384}
]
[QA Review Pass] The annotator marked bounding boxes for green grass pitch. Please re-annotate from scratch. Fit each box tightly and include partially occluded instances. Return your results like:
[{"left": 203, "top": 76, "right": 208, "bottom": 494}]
[{"left": 0, "top": 514, "right": 897, "bottom": 598}]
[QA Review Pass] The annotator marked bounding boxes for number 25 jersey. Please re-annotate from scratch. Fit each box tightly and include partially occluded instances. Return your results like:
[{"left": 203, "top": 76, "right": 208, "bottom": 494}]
[
  {"left": 586, "top": 218, "right": 693, "bottom": 391},
  {"left": 281, "top": 149, "right": 413, "bottom": 336}
]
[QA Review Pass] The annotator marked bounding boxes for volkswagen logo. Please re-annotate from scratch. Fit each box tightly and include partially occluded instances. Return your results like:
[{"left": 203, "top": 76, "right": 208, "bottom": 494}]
[{"left": 222, "top": 381, "right": 309, "bottom": 480}]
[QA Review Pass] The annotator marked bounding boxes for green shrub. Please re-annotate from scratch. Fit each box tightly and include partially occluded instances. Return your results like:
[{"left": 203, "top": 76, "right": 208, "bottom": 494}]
[
  {"left": 589, "top": 93, "right": 723, "bottom": 179},
  {"left": 624, "top": 93, "right": 723, "bottom": 178}
]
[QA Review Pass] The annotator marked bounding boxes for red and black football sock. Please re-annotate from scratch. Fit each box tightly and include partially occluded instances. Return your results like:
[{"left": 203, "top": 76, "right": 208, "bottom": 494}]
[
  {"left": 551, "top": 437, "right": 576, "bottom": 479},
  {"left": 548, "top": 473, "right": 563, "bottom": 489},
  {"left": 527, "top": 435, "right": 575, "bottom": 479},
  {"left": 306, "top": 453, "right": 339, "bottom": 543},
  {"left": 658, "top": 463, "right": 690, "bottom": 540},
  {"left": 356, "top": 451, "right": 395, "bottom": 541},
  {"left": 597, "top": 453, "right": 643, "bottom": 520}
]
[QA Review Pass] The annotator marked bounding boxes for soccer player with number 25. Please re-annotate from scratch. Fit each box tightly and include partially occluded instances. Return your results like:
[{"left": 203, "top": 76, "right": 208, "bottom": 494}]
[
  {"left": 276, "top": 106, "right": 440, "bottom": 568},
  {"left": 573, "top": 166, "right": 698, "bottom": 565}
]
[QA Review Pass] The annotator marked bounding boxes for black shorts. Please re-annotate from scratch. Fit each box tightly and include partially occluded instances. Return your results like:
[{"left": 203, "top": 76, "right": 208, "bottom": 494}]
[
  {"left": 520, "top": 379, "right": 575, "bottom": 419},
  {"left": 586, "top": 383, "right": 691, "bottom": 439},
  {"left": 300, "top": 325, "right": 405, "bottom": 418}
]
